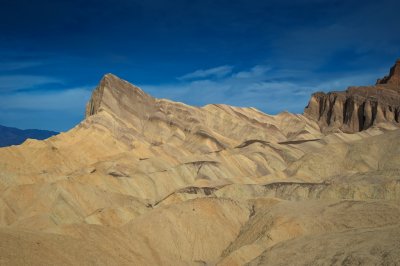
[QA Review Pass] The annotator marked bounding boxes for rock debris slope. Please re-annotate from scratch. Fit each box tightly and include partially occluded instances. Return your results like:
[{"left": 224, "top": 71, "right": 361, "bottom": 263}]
[{"left": 1, "top": 60, "right": 400, "bottom": 265}]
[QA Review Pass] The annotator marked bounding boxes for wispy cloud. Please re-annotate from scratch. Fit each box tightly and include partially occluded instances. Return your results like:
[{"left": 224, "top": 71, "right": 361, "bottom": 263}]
[
  {"left": 142, "top": 63, "right": 382, "bottom": 114},
  {"left": 0, "top": 85, "right": 93, "bottom": 131},
  {"left": 143, "top": 64, "right": 307, "bottom": 113},
  {"left": 0, "top": 61, "right": 43, "bottom": 71},
  {"left": 0, "top": 87, "right": 92, "bottom": 111},
  {"left": 178, "top": 65, "right": 233, "bottom": 80},
  {"left": 234, "top": 65, "right": 271, "bottom": 78},
  {"left": 0, "top": 75, "right": 61, "bottom": 92}
]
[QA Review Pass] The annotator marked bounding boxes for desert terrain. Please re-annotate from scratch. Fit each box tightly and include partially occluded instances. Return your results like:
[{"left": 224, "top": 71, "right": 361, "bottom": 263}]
[{"left": 1, "top": 60, "right": 400, "bottom": 265}]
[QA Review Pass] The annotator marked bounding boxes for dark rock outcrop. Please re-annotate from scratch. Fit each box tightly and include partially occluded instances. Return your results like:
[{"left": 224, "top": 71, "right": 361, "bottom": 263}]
[
  {"left": 304, "top": 59, "right": 400, "bottom": 133},
  {"left": 376, "top": 59, "right": 400, "bottom": 86}
]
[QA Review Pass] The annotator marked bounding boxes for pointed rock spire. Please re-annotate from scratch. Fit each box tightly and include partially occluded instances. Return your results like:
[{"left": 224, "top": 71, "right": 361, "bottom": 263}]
[{"left": 85, "top": 73, "right": 156, "bottom": 120}]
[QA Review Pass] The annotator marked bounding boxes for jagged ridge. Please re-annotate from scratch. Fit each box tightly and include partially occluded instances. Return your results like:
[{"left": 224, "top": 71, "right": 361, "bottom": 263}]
[{"left": 304, "top": 59, "right": 400, "bottom": 133}]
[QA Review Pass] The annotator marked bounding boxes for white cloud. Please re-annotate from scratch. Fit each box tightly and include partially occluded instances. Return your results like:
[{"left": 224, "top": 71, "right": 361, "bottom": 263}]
[
  {"left": 178, "top": 65, "right": 233, "bottom": 80},
  {"left": 234, "top": 65, "right": 271, "bottom": 78},
  {"left": 0, "top": 87, "right": 92, "bottom": 111},
  {"left": 141, "top": 63, "right": 383, "bottom": 115},
  {"left": 314, "top": 72, "right": 378, "bottom": 92},
  {"left": 0, "top": 75, "right": 61, "bottom": 92},
  {"left": 141, "top": 64, "right": 312, "bottom": 114}
]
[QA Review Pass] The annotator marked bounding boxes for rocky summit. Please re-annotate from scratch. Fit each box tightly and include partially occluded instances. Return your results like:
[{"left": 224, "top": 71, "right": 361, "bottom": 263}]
[
  {"left": 377, "top": 59, "right": 400, "bottom": 86},
  {"left": 304, "top": 59, "right": 400, "bottom": 133},
  {"left": 1, "top": 61, "right": 400, "bottom": 265}
]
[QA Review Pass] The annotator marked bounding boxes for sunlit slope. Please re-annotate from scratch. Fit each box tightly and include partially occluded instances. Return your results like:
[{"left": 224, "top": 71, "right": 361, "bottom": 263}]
[{"left": 0, "top": 73, "right": 399, "bottom": 265}]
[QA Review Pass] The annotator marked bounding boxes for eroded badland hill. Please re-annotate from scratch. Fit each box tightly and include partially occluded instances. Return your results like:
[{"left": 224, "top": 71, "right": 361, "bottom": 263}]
[{"left": 1, "top": 60, "right": 400, "bottom": 265}]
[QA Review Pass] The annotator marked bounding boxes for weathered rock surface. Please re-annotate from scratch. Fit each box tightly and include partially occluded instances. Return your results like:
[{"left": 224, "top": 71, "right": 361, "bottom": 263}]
[
  {"left": 1, "top": 68, "right": 400, "bottom": 265},
  {"left": 305, "top": 59, "right": 400, "bottom": 133}
]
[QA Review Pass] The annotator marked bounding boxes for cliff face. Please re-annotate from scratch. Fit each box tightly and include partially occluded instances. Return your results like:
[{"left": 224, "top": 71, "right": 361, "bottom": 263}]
[{"left": 304, "top": 60, "right": 400, "bottom": 133}]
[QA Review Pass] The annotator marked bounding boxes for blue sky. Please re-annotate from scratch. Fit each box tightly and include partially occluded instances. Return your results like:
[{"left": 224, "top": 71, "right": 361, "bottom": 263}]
[{"left": 1, "top": 0, "right": 399, "bottom": 131}]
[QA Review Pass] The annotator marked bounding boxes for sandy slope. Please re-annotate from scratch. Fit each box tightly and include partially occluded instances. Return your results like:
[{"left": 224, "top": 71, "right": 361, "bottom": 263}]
[{"left": 0, "top": 74, "right": 399, "bottom": 265}]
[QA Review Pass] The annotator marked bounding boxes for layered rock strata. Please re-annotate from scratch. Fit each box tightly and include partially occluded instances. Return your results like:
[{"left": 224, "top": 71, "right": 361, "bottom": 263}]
[{"left": 305, "top": 59, "right": 400, "bottom": 132}]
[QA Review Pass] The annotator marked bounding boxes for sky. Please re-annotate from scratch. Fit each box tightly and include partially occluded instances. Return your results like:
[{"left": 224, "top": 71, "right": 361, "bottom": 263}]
[{"left": 1, "top": 0, "right": 400, "bottom": 132}]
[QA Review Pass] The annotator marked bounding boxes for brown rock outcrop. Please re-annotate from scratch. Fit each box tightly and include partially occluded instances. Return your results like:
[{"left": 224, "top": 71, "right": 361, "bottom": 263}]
[
  {"left": 305, "top": 59, "right": 400, "bottom": 133},
  {"left": 376, "top": 59, "right": 400, "bottom": 86}
]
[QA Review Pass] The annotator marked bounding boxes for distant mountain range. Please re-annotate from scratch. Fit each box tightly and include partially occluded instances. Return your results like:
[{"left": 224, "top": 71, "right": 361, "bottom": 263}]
[{"left": 0, "top": 124, "right": 58, "bottom": 147}]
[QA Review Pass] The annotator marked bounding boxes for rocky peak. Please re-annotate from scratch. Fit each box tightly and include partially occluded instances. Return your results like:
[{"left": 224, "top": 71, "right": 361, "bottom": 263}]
[
  {"left": 305, "top": 60, "right": 400, "bottom": 133},
  {"left": 85, "top": 73, "right": 156, "bottom": 120},
  {"left": 376, "top": 59, "right": 400, "bottom": 87}
]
